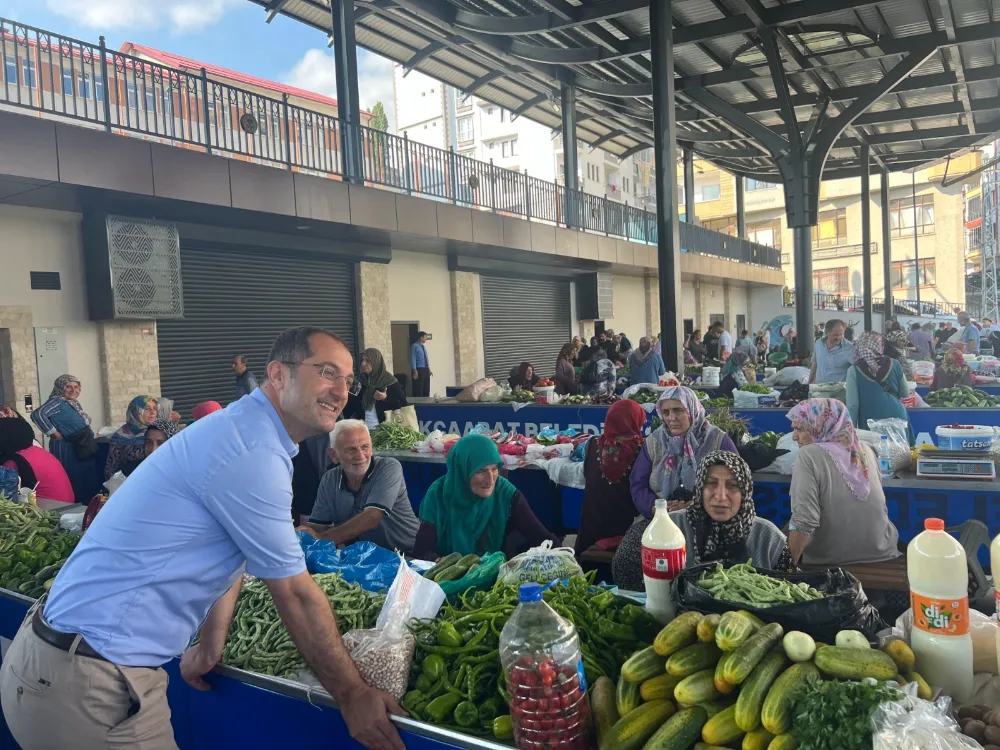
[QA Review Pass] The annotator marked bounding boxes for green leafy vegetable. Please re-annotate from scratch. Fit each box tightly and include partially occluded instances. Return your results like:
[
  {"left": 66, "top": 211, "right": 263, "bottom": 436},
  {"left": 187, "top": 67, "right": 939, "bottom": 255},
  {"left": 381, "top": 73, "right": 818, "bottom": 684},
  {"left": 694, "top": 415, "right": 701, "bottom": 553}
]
[{"left": 791, "top": 677, "right": 902, "bottom": 750}]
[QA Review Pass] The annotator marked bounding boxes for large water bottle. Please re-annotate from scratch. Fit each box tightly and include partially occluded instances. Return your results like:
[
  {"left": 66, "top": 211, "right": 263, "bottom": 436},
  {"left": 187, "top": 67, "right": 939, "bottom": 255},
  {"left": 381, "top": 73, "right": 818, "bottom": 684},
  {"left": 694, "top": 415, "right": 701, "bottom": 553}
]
[
  {"left": 877, "top": 435, "right": 894, "bottom": 479},
  {"left": 642, "top": 498, "right": 687, "bottom": 623},
  {"left": 500, "top": 583, "right": 590, "bottom": 750}
]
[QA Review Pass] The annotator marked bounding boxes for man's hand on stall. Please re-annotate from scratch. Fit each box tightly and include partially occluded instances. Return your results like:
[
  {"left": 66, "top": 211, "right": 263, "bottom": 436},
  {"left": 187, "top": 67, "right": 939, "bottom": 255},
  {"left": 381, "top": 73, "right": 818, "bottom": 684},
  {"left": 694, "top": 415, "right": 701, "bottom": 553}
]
[
  {"left": 179, "top": 642, "right": 220, "bottom": 691},
  {"left": 341, "top": 684, "right": 408, "bottom": 750},
  {"left": 179, "top": 576, "right": 243, "bottom": 691}
]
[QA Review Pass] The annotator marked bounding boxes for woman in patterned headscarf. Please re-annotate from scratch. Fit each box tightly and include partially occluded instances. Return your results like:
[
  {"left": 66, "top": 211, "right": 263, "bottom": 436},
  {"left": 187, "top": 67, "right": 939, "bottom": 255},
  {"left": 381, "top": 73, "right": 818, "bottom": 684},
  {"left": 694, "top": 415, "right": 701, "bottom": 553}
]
[
  {"left": 845, "top": 332, "right": 911, "bottom": 439},
  {"left": 612, "top": 451, "right": 792, "bottom": 591},
  {"left": 105, "top": 395, "right": 158, "bottom": 478},
  {"left": 932, "top": 348, "right": 974, "bottom": 391},
  {"left": 30, "top": 374, "right": 101, "bottom": 502},
  {"left": 785, "top": 398, "right": 899, "bottom": 566},
  {"left": 343, "top": 347, "right": 407, "bottom": 428},
  {"left": 629, "top": 386, "right": 738, "bottom": 516},
  {"left": 120, "top": 418, "right": 180, "bottom": 477}
]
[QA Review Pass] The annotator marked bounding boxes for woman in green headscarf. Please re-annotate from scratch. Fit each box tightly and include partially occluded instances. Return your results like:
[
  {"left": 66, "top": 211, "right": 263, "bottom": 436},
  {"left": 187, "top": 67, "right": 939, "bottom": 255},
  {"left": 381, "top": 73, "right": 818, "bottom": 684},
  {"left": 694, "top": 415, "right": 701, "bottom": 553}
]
[
  {"left": 413, "top": 434, "right": 560, "bottom": 559},
  {"left": 344, "top": 347, "right": 408, "bottom": 428}
]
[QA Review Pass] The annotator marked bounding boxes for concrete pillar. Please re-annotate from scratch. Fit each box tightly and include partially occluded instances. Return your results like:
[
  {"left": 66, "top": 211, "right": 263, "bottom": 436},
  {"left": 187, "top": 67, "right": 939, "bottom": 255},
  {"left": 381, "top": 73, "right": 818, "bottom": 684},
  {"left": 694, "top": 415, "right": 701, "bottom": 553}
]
[
  {"left": 723, "top": 282, "right": 733, "bottom": 334},
  {"left": 99, "top": 321, "right": 160, "bottom": 426},
  {"left": 694, "top": 281, "right": 709, "bottom": 332},
  {"left": 450, "top": 270, "right": 481, "bottom": 386},
  {"left": 0, "top": 306, "right": 40, "bottom": 418},
  {"left": 644, "top": 276, "right": 659, "bottom": 339},
  {"left": 355, "top": 262, "right": 394, "bottom": 372},
  {"left": 578, "top": 320, "right": 595, "bottom": 341}
]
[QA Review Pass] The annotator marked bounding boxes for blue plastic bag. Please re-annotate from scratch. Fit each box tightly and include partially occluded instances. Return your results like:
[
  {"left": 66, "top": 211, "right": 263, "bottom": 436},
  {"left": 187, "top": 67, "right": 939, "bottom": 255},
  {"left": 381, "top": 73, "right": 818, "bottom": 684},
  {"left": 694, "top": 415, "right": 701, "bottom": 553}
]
[{"left": 297, "top": 532, "right": 402, "bottom": 593}]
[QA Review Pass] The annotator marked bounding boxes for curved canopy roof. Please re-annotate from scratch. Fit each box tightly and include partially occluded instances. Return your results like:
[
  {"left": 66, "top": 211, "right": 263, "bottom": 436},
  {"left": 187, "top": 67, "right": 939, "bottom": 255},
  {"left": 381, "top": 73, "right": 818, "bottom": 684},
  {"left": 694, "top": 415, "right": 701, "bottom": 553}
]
[{"left": 252, "top": 0, "right": 1000, "bottom": 182}]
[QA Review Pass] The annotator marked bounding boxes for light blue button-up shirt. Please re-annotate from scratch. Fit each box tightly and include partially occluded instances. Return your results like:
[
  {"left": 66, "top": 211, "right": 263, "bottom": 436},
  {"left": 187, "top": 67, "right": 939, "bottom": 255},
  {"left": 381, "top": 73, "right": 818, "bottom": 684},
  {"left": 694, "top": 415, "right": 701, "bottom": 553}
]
[
  {"left": 962, "top": 324, "right": 981, "bottom": 353},
  {"left": 410, "top": 341, "right": 429, "bottom": 369},
  {"left": 813, "top": 337, "right": 855, "bottom": 383},
  {"left": 44, "top": 388, "right": 306, "bottom": 666}
]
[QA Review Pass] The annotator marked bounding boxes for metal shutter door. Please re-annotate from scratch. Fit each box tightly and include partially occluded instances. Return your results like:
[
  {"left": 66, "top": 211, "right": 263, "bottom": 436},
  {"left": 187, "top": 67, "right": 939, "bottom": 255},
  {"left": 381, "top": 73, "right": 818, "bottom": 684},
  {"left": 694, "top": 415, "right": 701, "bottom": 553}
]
[
  {"left": 481, "top": 276, "right": 571, "bottom": 380},
  {"left": 157, "top": 244, "right": 357, "bottom": 419}
]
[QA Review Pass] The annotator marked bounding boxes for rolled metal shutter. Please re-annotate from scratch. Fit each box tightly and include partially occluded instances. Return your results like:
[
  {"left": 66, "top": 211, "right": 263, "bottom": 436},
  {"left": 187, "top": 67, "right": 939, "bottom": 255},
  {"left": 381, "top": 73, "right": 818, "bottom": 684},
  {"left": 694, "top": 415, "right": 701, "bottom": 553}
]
[
  {"left": 481, "top": 276, "right": 571, "bottom": 380},
  {"left": 157, "top": 244, "right": 357, "bottom": 419}
]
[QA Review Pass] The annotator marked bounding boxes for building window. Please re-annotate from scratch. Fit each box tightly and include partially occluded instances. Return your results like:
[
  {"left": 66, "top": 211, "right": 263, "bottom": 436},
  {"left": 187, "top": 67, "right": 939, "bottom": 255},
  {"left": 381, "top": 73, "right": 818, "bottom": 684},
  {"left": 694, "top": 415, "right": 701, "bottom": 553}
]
[
  {"left": 21, "top": 57, "right": 36, "bottom": 87},
  {"left": 457, "top": 116, "right": 473, "bottom": 142},
  {"left": 459, "top": 148, "right": 475, "bottom": 158},
  {"left": 486, "top": 106, "right": 494, "bottom": 115},
  {"left": 695, "top": 182, "right": 721, "bottom": 203},
  {"left": 745, "top": 178, "right": 773, "bottom": 191},
  {"left": 78, "top": 73, "right": 104, "bottom": 102},
  {"left": 748, "top": 218, "right": 782, "bottom": 248},
  {"left": 127, "top": 82, "right": 139, "bottom": 109},
  {"left": 704, "top": 216, "right": 737, "bottom": 235},
  {"left": 161, "top": 88, "right": 173, "bottom": 117},
  {"left": 458, "top": 90, "right": 472, "bottom": 107},
  {"left": 3, "top": 56, "right": 15, "bottom": 85},
  {"left": 967, "top": 195, "right": 982, "bottom": 221},
  {"left": 62, "top": 69, "right": 74, "bottom": 96},
  {"left": 500, "top": 109, "right": 505, "bottom": 122},
  {"left": 890, "top": 195, "right": 935, "bottom": 237},
  {"left": 811, "top": 207, "right": 848, "bottom": 246},
  {"left": 257, "top": 109, "right": 268, "bottom": 137},
  {"left": 892, "top": 259, "right": 936, "bottom": 289},
  {"left": 813, "top": 267, "right": 849, "bottom": 294},
  {"left": 144, "top": 86, "right": 156, "bottom": 113},
  {"left": 421, "top": 91, "right": 426, "bottom": 97}
]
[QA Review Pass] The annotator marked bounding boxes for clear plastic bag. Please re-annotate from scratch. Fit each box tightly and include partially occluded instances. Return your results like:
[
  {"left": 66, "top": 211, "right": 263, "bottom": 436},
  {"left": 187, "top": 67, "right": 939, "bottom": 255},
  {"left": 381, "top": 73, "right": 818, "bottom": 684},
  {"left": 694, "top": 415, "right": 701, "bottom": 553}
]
[
  {"left": 866, "top": 417, "right": 911, "bottom": 470},
  {"left": 500, "top": 540, "right": 583, "bottom": 585},
  {"left": 342, "top": 555, "right": 443, "bottom": 700},
  {"left": 872, "top": 691, "right": 979, "bottom": 750}
]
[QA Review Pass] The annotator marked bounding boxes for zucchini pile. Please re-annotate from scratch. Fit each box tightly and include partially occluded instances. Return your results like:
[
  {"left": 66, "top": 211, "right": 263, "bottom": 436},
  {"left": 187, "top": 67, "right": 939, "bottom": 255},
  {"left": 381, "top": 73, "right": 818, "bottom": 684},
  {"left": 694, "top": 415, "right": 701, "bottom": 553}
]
[
  {"left": 597, "top": 611, "right": 928, "bottom": 750},
  {"left": 924, "top": 385, "right": 1000, "bottom": 408}
]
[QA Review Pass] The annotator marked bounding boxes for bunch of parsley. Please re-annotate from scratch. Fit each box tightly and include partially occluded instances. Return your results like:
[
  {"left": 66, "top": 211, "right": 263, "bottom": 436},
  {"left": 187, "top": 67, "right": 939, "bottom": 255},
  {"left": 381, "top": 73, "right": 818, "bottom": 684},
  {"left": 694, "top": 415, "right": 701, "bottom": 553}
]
[{"left": 792, "top": 677, "right": 903, "bottom": 750}]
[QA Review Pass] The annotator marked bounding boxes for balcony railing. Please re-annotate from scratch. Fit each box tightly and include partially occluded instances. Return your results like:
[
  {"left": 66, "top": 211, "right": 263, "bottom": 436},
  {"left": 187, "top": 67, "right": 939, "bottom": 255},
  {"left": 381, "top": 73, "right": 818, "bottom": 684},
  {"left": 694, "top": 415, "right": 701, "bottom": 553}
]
[
  {"left": 780, "top": 242, "right": 878, "bottom": 264},
  {"left": 784, "top": 291, "right": 980, "bottom": 319},
  {"left": 0, "top": 17, "right": 782, "bottom": 270}
]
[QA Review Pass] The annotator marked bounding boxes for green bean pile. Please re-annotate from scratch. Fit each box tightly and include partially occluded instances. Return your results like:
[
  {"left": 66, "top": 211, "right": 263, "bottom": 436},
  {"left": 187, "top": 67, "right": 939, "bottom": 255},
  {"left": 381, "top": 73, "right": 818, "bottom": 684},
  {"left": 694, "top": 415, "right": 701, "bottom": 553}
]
[
  {"left": 221, "top": 573, "right": 384, "bottom": 678},
  {"left": 370, "top": 422, "right": 425, "bottom": 451},
  {"left": 0, "top": 497, "right": 80, "bottom": 597},
  {"left": 696, "top": 561, "right": 825, "bottom": 607}
]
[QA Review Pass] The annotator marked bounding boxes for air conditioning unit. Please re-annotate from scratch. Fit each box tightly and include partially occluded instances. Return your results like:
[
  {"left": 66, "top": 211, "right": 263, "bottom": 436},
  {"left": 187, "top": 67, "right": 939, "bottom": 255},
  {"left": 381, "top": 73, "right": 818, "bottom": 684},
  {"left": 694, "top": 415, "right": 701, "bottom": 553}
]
[{"left": 82, "top": 214, "right": 184, "bottom": 321}]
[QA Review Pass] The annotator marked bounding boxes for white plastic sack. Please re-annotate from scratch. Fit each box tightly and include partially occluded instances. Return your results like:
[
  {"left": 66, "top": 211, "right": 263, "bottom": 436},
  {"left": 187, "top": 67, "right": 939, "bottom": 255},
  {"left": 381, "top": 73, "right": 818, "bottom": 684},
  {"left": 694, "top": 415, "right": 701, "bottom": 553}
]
[
  {"left": 621, "top": 383, "right": 665, "bottom": 399},
  {"left": 733, "top": 388, "right": 782, "bottom": 408},
  {"left": 103, "top": 471, "right": 127, "bottom": 496},
  {"left": 537, "top": 456, "right": 586, "bottom": 489},
  {"left": 481, "top": 384, "right": 506, "bottom": 402},
  {"left": 872, "top": 693, "right": 980, "bottom": 750},
  {"left": 59, "top": 511, "right": 85, "bottom": 534},
  {"left": 500, "top": 540, "right": 583, "bottom": 585},
  {"left": 455, "top": 377, "right": 497, "bottom": 402},
  {"left": 761, "top": 431, "right": 799, "bottom": 474},
  {"left": 763, "top": 366, "right": 810, "bottom": 387}
]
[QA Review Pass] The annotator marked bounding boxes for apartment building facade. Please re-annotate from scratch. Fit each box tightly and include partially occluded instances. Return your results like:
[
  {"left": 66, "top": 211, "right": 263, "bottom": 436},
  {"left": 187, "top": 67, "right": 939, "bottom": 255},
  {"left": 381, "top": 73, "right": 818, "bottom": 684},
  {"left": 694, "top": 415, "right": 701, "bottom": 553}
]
[
  {"left": 680, "top": 154, "right": 981, "bottom": 315},
  {"left": 392, "top": 66, "right": 654, "bottom": 207}
]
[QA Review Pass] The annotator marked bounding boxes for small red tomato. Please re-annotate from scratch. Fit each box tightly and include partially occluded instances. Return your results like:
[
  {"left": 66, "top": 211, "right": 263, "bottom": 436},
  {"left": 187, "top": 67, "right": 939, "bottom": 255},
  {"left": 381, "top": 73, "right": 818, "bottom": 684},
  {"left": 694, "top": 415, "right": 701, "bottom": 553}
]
[
  {"left": 560, "top": 693, "right": 575, "bottom": 709},
  {"left": 542, "top": 686, "right": 554, "bottom": 698},
  {"left": 542, "top": 673, "right": 554, "bottom": 688},
  {"left": 524, "top": 698, "right": 540, "bottom": 711},
  {"left": 554, "top": 718, "right": 568, "bottom": 730},
  {"left": 537, "top": 698, "right": 550, "bottom": 711},
  {"left": 541, "top": 718, "right": 554, "bottom": 731}
]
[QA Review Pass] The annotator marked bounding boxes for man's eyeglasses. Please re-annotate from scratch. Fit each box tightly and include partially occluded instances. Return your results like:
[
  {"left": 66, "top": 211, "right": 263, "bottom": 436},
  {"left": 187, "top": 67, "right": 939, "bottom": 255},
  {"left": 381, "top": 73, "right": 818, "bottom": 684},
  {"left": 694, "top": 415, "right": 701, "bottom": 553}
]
[{"left": 280, "top": 361, "right": 361, "bottom": 395}]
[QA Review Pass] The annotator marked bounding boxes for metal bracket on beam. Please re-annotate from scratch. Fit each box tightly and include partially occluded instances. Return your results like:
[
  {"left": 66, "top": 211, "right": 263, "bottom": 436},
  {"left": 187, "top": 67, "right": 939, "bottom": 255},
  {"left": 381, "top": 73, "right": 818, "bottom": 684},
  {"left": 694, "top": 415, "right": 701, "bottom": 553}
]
[
  {"left": 403, "top": 40, "right": 447, "bottom": 75},
  {"left": 464, "top": 69, "right": 506, "bottom": 95}
]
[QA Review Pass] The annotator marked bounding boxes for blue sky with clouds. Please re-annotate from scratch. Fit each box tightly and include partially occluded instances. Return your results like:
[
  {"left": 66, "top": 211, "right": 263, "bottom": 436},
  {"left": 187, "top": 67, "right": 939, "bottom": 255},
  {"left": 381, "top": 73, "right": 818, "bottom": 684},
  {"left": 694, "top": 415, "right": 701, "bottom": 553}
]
[{"left": 0, "top": 0, "right": 397, "bottom": 124}]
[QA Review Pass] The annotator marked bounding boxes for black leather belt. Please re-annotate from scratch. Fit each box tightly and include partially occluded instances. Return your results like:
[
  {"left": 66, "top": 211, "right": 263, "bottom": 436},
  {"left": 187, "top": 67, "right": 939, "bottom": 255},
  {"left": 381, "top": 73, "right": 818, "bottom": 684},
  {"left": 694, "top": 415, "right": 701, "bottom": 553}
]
[{"left": 32, "top": 609, "right": 109, "bottom": 663}]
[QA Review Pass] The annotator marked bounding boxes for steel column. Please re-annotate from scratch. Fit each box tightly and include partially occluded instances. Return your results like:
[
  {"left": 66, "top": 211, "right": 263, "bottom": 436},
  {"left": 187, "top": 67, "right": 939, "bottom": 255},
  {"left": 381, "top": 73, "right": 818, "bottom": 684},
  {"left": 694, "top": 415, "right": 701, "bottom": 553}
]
[
  {"left": 650, "top": 0, "right": 683, "bottom": 373},
  {"left": 561, "top": 83, "right": 578, "bottom": 229},
  {"left": 860, "top": 144, "right": 873, "bottom": 331},
  {"left": 881, "top": 169, "right": 894, "bottom": 322},
  {"left": 793, "top": 227, "right": 814, "bottom": 358},
  {"left": 683, "top": 148, "right": 695, "bottom": 223},
  {"left": 735, "top": 175, "right": 746, "bottom": 238},
  {"left": 331, "top": 0, "right": 362, "bottom": 183},
  {"left": 912, "top": 172, "right": 921, "bottom": 311}
]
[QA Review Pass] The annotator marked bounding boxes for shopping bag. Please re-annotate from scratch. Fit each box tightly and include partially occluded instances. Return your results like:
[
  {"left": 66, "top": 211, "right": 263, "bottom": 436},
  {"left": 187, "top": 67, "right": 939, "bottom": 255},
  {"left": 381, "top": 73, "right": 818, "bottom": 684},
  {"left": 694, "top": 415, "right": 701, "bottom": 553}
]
[{"left": 384, "top": 405, "right": 418, "bottom": 430}]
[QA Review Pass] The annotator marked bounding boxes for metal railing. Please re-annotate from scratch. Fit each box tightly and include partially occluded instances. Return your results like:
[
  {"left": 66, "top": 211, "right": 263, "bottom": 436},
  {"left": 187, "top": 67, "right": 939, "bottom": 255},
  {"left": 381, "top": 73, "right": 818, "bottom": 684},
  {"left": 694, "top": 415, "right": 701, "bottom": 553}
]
[
  {"left": 784, "top": 290, "right": 980, "bottom": 319},
  {"left": 780, "top": 242, "right": 878, "bottom": 264},
  {"left": 0, "top": 17, "right": 783, "bottom": 270}
]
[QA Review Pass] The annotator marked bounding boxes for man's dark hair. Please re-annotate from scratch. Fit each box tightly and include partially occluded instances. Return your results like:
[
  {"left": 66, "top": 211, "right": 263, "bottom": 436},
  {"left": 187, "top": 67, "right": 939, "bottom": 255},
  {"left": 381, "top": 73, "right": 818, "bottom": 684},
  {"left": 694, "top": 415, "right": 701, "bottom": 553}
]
[
  {"left": 712, "top": 320, "right": 723, "bottom": 329},
  {"left": 415, "top": 330, "right": 428, "bottom": 340},
  {"left": 233, "top": 354, "right": 247, "bottom": 365},
  {"left": 741, "top": 329, "right": 749, "bottom": 337},
  {"left": 825, "top": 319, "right": 845, "bottom": 333},
  {"left": 267, "top": 327, "right": 346, "bottom": 369},
  {"left": 911, "top": 322, "right": 922, "bottom": 331}
]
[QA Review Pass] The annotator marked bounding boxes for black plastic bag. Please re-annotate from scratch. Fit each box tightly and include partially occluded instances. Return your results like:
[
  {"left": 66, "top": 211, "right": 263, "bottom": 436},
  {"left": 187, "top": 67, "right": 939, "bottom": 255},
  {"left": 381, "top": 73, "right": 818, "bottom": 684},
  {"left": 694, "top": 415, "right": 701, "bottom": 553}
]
[
  {"left": 674, "top": 562, "right": 888, "bottom": 643},
  {"left": 737, "top": 443, "right": 789, "bottom": 472}
]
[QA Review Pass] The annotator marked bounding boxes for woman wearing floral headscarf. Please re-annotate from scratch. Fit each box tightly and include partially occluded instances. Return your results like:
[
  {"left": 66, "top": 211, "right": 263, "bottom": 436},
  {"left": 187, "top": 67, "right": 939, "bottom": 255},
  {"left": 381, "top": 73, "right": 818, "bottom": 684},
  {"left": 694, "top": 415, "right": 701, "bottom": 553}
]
[
  {"left": 786, "top": 398, "right": 899, "bottom": 566},
  {"left": 120, "top": 418, "right": 180, "bottom": 477},
  {"left": 105, "top": 395, "right": 158, "bottom": 478},
  {"left": 932, "top": 348, "right": 974, "bottom": 391},
  {"left": 845, "top": 331, "right": 910, "bottom": 438},
  {"left": 575, "top": 400, "right": 647, "bottom": 556},
  {"left": 630, "top": 386, "right": 737, "bottom": 516},
  {"left": 30, "top": 374, "right": 101, "bottom": 502},
  {"left": 612, "top": 451, "right": 791, "bottom": 591}
]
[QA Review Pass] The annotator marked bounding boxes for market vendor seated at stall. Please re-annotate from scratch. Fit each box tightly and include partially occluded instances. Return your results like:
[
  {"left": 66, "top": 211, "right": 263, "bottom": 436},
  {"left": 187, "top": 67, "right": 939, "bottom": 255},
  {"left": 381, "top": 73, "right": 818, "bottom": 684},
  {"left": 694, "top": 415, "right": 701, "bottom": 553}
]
[
  {"left": 509, "top": 361, "right": 540, "bottom": 391},
  {"left": 785, "top": 399, "right": 900, "bottom": 567},
  {"left": 630, "top": 386, "right": 738, "bottom": 513},
  {"left": 120, "top": 418, "right": 180, "bottom": 477},
  {"left": 299, "top": 419, "right": 419, "bottom": 554},
  {"left": 0, "top": 407, "right": 74, "bottom": 503},
  {"left": 627, "top": 337, "right": 666, "bottom": 385},
  {"left": 412, "top": 433, "right": 560, "bottom": 560},
  {"left": 612, "top": 451, "right": 792, "bottom": 591},
  {"left": 717, "top": 350, "right": 751, "bottom": 399},
  {"left": 932, "top": 348, "right": 975, "bottom": 391}
]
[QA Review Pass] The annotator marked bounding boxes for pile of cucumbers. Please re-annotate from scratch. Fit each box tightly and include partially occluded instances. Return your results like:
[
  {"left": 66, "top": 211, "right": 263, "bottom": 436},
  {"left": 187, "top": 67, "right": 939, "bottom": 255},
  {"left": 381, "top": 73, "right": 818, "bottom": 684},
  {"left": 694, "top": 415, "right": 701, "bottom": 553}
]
[
  {"left": 423, "top": 552, "right": 481, "bottom": 582},
  {"left": 925, "top": 385, "right": 999, "bottom": 407}
]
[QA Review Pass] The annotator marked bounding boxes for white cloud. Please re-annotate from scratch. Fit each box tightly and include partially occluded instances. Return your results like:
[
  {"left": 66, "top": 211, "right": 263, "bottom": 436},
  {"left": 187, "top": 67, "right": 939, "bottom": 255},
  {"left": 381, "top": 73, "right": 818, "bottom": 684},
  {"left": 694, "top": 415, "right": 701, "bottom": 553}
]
[
  {"left": 44, "top": 0, "right": 237, "bottom": 33},
  {"left": 285, "top": 48, "right": 396, "bottom": 131}
]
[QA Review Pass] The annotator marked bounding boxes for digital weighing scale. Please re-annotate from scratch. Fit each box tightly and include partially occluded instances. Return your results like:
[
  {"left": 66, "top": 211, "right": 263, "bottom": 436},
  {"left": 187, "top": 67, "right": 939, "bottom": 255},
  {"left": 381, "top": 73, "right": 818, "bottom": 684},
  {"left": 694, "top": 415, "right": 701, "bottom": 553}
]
[{"left": 915, "top": 448, "right": 997, "bottom": 480}]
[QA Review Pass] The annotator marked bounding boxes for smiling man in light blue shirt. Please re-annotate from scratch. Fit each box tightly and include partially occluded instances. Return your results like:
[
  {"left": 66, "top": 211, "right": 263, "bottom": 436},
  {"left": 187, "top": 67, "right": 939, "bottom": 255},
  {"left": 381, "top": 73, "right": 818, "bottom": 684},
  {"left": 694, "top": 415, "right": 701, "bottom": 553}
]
[{"left": 0, "top": 327, "right": 405, "bottom": 750}]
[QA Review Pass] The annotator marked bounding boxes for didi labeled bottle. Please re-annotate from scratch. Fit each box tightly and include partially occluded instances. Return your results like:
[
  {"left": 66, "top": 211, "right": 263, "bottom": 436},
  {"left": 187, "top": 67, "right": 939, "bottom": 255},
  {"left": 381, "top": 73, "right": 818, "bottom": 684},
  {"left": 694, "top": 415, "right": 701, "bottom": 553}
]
[
  {"left": 641, "top": 499, "right": 687, "bottom": 624},
  {"left": 908, "top": 518, "right": 974, "bottom": 702}
]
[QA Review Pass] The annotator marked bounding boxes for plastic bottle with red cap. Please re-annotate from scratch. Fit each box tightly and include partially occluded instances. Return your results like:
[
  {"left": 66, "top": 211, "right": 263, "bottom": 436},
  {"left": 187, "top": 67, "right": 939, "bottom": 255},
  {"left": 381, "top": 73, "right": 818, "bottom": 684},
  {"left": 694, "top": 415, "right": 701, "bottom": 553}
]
[
  {"left": 500, "top": 582, "right": 590, "bottom": 750},
  {"left": 907, "top": 517, "right": 973, "bottom": 701}
]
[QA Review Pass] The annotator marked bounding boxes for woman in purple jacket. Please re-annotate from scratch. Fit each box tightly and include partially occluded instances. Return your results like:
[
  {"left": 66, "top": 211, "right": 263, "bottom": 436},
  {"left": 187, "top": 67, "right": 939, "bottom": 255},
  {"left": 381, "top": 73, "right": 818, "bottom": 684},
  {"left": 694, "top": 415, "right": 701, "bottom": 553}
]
[{"left": 629, "top": 386, "right": 738, "bottom": 514}]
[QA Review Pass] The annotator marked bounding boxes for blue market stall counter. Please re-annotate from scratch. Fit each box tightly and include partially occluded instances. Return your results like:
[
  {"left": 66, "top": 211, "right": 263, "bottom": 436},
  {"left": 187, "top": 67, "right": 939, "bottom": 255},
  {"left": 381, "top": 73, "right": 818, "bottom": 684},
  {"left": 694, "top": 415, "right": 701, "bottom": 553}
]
[{"left": 0, "top": 589, "right": 508, "bottom": 750}]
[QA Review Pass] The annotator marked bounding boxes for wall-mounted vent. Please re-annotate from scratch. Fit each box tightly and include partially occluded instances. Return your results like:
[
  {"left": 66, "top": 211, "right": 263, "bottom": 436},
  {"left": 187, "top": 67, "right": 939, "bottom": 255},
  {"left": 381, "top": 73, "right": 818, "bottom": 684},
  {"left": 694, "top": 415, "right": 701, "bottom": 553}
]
[{"left": 30, "top": 272, "right": 61, "bottom": 290}]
